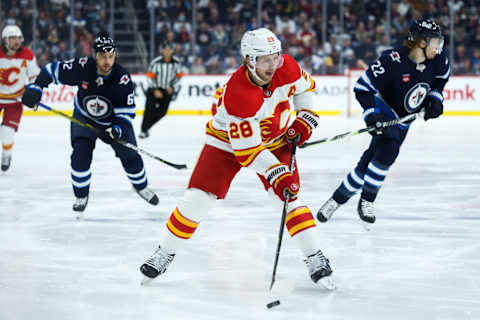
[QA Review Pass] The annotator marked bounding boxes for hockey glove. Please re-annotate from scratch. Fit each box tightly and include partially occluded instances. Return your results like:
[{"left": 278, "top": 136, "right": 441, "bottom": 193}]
[
  {"left": 285, "top": 109, "right": 319, "bottom": 146},
  {"left": 364, "top": 108, "right": 386, "bottom": 136},
  {"left": 265, "top": 163, "right": 299, "bottom": 202},
  {"left": 422, "top": 92, "right": 443, "bottom": 121},
  {"left": 105, "top": 125, "right": 122, "bottom": 140},
  {"left": 22, "top": 84, "right": 43, "bottom": 110}
]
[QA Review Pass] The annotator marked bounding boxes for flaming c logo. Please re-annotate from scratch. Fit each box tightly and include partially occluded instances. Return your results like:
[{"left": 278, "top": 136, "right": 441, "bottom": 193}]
[
  {"left": 0, "top": 67, "right": 21, "bottom": 86},
  {"left": 260, "top": 100, "right": 291, "bottom": 144}
]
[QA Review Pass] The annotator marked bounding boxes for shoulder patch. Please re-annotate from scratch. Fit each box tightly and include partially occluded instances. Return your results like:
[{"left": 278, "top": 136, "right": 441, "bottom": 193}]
[
  {"left": 224, "top": 67, "right": 264, "bottom": 118},
  {"left": 119, "top": 74, "right": 131, "bottom": 85},
  {"left": 389, "top": 51, "right": 401, "bottom": 63},
  {"left": 79, "top": 57, "right": 88, "bottom": 67}
]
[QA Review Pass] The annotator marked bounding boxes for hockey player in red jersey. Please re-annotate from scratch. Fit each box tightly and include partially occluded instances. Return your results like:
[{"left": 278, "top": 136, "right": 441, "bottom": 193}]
[
  {"left": 0, "top": 25, "right": 40, "bottom": 171},
  {"left": 140, "top": 28, "right": 335, "bottom": 289}
]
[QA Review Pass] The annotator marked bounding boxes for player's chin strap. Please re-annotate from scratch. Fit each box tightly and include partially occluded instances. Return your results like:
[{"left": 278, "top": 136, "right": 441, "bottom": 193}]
[
  {"left": 36, "top": 102, "right": 187, "bottom": 170},
  {"left": 299, "top": 113, "right": 421, "bottom": 149}
]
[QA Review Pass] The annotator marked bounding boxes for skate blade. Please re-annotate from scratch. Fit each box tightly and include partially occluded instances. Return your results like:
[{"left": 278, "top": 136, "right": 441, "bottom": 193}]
[
  {"left": 356, "top": 219, "right": 373, "bottom": 231},
  {"left": 140, "top": 276, "right": 153, "bottom": 286},
  {"left": 318, "top": 276, "right": 336, "bottom": 291},
  {"left": 75, "top": 212, "right": 84, "bottom": 221}
]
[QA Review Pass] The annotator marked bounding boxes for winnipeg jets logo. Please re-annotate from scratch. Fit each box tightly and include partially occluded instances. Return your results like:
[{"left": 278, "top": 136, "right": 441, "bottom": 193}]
[
  {"left": 96, "top": 76, "right": 104, "bottom": 87},
  {"left": 83, "top": 95, "right": 112, "bottom": 119},
  {"left": 119, "top": 74, "right": 130, "bottom": 85},
  {"left": 404, "top": 83, "right": 430, "bottom": 113},
  {"left": 390, "top": 51, "right": 401, "bottom": 63},
  {"left": 79, "top": 57, "right": 88, "bottom": 67}
]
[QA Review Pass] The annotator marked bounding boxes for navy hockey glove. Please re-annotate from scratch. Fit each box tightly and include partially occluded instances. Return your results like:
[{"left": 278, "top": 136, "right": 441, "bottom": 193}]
[
  {"left": 364, "top": 109, "right": 386, "bottom": 136},
  {"left": 105, "top": 125, "right": 122, "bottom": 140},
  {"left": 22, "top": 84, "right": 43, "bottom": 110},
  {"left": 422, "top": 92, "right": 443, "bottom": 121}
]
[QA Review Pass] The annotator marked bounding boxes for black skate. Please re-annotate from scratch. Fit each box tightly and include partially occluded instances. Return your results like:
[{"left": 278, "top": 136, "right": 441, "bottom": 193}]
[
  {"left": 136, "top": 187, "right": 159, "bottom": 205},
  {"left": 1, "top": 153, "right": 11, "bottom": 172},
  {"left": 357, "top": 198, "right": 376, "bottom": 224},
  {"left": 317, "top": 197, "right": 341, "bottom": 222},
  {"left": 140, "top": 246, "right": 175, "bottom": 283},
  {"left": 304, "top": 250, "right": 336, "bottom": 290},
  {"left": 73, "top": 196, "right": 89, "bottom": 212}
]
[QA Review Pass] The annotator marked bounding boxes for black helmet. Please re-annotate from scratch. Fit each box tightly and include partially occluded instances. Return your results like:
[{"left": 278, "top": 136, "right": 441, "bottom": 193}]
[
  {"left": 93, "top": 31, "right": 116, "bottom": 53},
  {"left": 409, "top": 18, "right": 442, "bottom": 41}
]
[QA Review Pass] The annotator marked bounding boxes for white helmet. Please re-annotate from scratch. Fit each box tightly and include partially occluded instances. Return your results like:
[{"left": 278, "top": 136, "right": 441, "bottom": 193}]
[
  {"left": 2, "top": 25, "right": 23, "bottom": 51},
  {"left": 2, "top": 25, "right": 23, "bottom": 41},
  {"left": 241, "top": 28, "right": 282, "bottom": 84}
]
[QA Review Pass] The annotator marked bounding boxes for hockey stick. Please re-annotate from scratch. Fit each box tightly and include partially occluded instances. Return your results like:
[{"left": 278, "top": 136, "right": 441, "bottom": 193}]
[
  {"left": 299, "top": 113, "right": 420, "bottom": 149},
  {"left": 37, "top": 102, "right": 187, "bottom": 170},
  {"left": 269, "top": 136, "right": 299, "bottom": 292}
]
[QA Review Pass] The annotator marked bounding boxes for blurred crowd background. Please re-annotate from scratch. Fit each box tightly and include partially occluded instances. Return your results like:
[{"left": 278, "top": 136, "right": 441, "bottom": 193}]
[{"left": 1, "top": 0, "right": 477, "bottom": 75}]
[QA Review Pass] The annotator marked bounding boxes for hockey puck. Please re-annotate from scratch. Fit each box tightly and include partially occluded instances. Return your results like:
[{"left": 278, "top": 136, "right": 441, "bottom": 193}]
[{"left": 266, "top": 300, "right": 280, "bottom": 309}]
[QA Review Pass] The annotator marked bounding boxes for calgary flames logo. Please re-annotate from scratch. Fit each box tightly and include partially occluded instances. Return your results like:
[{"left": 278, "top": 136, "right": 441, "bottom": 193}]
[
  {"left": 260, "top": 100, "right": 291, "bottom": 144},
  {"left": 0, "top": 67, "right": 21, "bottom": 86}
]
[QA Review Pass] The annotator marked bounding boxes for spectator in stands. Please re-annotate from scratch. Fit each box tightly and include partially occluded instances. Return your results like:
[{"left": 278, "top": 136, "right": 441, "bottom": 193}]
[{"left": 190, "top": 57, "right": 206, "bottom": 74}]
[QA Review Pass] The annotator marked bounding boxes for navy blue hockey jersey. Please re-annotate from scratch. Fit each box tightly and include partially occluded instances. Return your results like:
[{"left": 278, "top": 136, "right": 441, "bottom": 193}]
[
  {"left": 35, "top": 57, "right": 135, "bottom": 128},
  {"left": 354, "top": 46, "right": 451, "bottom": 119}
]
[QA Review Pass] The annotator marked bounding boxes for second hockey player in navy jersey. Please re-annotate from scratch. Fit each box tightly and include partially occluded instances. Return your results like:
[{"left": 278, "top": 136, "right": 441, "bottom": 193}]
[
  {"left": 22, "top": 32, "right": 159, "bottom": 213},
  {"left": 317, "top": 18, "right": 450, "bottom": 225}
]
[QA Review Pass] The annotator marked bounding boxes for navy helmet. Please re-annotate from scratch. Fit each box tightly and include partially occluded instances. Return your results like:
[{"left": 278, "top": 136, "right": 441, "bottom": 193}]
[
  {"left": 93, "top": 31, "right": 116, "bottom": 54},
  {"left": 409, "top": 18, "right": 442, "bottom": 41}
]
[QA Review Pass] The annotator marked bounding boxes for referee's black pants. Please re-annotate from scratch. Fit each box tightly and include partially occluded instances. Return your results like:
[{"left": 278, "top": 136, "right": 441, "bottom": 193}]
[{"left": 141, "top": 88, "right": 172, "bottom": 133}]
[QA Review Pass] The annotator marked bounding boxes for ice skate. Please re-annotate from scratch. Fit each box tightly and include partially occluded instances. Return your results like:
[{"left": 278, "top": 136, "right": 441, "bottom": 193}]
[
  {"left": 136, "top": 187, "right": 159, "bottom": 205},
  {"left": 140, "top": 246, "right": 175, "bottom": 284},
  {"left": 317, "top": 197, "right": 341, "bottom": 222},
  {"left": 73, "top": 196, "right": 89, "bottom": 218},
  {"left": 357, "top": 198, "right": 376, "bottom": 224},
  {"left": 304, "top": 250, "right": 336, "bottom": 290},
  {"left": 1, "top": 153, "right": 11, "bottom": 172}
]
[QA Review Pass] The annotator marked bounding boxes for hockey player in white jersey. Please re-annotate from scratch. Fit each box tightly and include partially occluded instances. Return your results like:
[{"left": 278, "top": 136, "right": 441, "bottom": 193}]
[
  {"left": 140, "top": 28, "right": 335, "bottom": 290},
  {"left": 0, "top": 25, "right": 40, "bottom": 171}
]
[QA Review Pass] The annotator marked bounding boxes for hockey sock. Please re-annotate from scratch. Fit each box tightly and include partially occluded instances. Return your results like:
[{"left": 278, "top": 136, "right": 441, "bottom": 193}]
[
  {"left": 361, "top": 160, "right": 390, "bottom": 202},
  {"left": 332, "top": 168, "right": 364, "bottom": 204},
  {"left": 285, "top": 205, "right": 318, "bottom": 256},
  {"left": 1, "top": 125, "right": 15, "bottom": 156},
  {"left": 161, "top": 188, "right": 216, "bottom": 254}
]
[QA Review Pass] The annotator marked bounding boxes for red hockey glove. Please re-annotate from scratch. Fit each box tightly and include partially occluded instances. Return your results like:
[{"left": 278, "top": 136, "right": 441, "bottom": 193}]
[
  {"left": 265, "top": 163, "right": 299, "bottom": 202},
  {"left": 285, "top": 109, "right": 319, "bottom": 146}
]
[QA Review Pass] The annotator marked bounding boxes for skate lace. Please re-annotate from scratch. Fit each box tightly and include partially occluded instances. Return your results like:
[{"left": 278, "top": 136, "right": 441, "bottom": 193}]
[
  {"left": 146, "top": 248, "right": 175, "bottom": 272},
  {"left": 138, "top": 188, "right": 155, "bottom": 201},
  {"left": 360, "top": 200, "right": 375, "bottom": 217},
  {"left": 320, "top": 198, "right": 339, "bottom": 219},
  {"left": 74, "top": 197, "right": 88, "bottom": 206},
  {"left": 304, "top": 251, "right": 329, "bottom": 275}
]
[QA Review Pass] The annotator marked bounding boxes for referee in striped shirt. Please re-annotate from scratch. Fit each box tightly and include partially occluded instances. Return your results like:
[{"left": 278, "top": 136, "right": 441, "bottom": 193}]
[{"left": 139, "top": 41, "right": 184, "bottom": 138}]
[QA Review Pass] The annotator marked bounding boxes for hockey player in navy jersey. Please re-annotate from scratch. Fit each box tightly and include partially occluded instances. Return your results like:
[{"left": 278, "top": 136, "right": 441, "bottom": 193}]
[
  {"left": 317, "top": 18, "right": 450, "bottom": 225},
  {"left": 22, "top": 32, "right": 159, "bottom": 213}
]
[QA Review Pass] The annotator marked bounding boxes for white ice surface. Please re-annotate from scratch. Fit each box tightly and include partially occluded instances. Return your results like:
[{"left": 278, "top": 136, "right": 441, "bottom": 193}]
[{"left": 0, "top": 115, "right": 479, "bottom": 320}]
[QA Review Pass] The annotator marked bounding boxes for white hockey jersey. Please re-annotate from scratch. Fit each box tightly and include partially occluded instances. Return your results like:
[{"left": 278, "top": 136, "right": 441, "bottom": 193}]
[
  {"left": 0, "top": 47, "right": 40, "bottom": 104},
  {"left": 206, "top": 54, "right": 316, "bottom": 173}
]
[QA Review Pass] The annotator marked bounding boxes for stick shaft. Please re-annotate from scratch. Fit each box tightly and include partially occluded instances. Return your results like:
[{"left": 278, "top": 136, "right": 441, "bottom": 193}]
[
  {"left": 38, "top": 103, "right": 187, "bottom": 170},
  {"left": 269, "top": 138, "right": 299, "bottom": 290},
  {"left": 299, "top": 113, "right": 418, "bottom": 149}
]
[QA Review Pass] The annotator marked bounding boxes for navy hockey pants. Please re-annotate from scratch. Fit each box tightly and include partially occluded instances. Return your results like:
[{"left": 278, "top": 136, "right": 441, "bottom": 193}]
[{"left": 70, "top": 111, "right": 148, "bottom": 198}]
